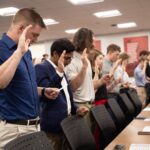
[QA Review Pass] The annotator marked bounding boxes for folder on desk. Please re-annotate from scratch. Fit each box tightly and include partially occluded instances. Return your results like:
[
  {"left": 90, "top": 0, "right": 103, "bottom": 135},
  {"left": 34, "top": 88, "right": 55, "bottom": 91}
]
[
  {"left": 144, "top": 118, "right": 150, "bottom": 122},
  {"left": 143, "top": 126, "right": 150, "bottom": 132},
  {"left": 143, "top": 107, "right": 150, "bottom": 111},
  {"left": 130, "top": 144, "right": 150, "bottom": 150},
  {"left": 138, "top": 126, "right": 150, "bottom": 135}
]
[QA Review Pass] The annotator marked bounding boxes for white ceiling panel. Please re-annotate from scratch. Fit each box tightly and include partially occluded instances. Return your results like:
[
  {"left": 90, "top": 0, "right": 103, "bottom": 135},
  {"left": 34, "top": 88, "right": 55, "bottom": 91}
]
[{"left": 0, "top": 0, "right": 150, "bottom": 42}]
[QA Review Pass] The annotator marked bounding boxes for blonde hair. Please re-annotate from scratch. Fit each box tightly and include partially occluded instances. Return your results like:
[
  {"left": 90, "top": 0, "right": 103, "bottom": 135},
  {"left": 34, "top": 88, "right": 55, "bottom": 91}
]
[{"left": 119, "top": 52, "right": 130, "bottom": 61}]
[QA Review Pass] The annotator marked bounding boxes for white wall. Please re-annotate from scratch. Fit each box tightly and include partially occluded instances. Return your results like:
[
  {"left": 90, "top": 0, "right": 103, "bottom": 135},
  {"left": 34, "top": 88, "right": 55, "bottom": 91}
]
[
  {"left": 97, "top": 31, "right": 150, "bottom": 54},
  {"left": 30, "top": 30, "right": 150, "bottom": 58},
  {"left": 30, "top": 41, "right": 52, "bottom": 64}
]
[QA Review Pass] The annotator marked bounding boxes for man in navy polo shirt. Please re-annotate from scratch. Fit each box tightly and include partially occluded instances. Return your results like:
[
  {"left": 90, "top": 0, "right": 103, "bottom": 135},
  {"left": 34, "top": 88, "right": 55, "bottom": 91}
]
[{"left": 0, "top": 8, "right": 59, "bottom": 149}]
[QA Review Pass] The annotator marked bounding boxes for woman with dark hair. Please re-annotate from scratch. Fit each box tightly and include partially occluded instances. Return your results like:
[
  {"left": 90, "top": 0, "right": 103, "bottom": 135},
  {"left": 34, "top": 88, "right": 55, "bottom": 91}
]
[
  {"left": 88, "top": 49, "right": 109, "bottom": 150},
  {"left": 88, "top": 49, "right": 108, "bottom": 105}
]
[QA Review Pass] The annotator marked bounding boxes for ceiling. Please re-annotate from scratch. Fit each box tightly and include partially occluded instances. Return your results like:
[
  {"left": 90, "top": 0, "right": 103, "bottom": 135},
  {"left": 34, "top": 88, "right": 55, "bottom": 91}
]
[{"left": 0, "top": 0, "right": 150, "bottom": 42}]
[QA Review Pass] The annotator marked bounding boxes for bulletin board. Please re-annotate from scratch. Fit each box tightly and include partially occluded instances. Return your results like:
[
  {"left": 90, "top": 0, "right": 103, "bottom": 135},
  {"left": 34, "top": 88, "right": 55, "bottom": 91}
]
[
  {"left": 93, "top": 40, "right": 101, "bottom": 51},
  {"left": 124, "top": 36, "right": 148, "bottom": 62},
  {"left": 124, "top": 36, "right": 149, "bottom": 76}
]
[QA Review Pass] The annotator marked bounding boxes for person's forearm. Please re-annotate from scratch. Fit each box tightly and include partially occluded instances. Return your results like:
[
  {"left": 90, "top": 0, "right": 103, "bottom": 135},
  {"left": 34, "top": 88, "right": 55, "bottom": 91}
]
[
  {"left": 109, "top": 66, "right": 117, "bottom": 77},
  {"left": 146, "top": 76, "right": 150, "bottom": 82},
  {"left": 70, "top": 66, "right": 87, "bottom": 92},
  {"left": 0, "top": 49, "right": 24, "bottom": 89},
  {"left": 93, "top": 79, "right": 103, "bottom": 90}
]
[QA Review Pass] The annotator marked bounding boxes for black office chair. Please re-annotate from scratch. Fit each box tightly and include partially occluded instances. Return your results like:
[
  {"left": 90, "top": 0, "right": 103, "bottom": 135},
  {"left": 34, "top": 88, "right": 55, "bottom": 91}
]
[
  {"left": 118, "top": 93, "right": 135, "bottom": 121},
  {"left": 4, "top": 131, "right": 54, "bottom": 150},
  {"left": 126, "top": 89, "right": 142, "bottom": 115},
  {"left": 107, "top": 98, "right": 127, "bottom": 132},
  {"left": 61, "top": 115, "right": 96, "bottom": 150},
  {"left": 91, "top": 105, "right": 117, "bottom": 149}
]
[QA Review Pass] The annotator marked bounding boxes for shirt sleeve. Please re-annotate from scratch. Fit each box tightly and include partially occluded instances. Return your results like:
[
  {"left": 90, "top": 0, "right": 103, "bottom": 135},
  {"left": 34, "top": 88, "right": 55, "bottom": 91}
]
[
  {"left": 0, "top": 44, "right": 12, "bottom": 65},
  {"left": 65, "top": 60, "right": 80, "bottom": 81},
  {"left": 135, "top": 68, "right": 144, "bottom": 79},
  {"left": 114, "top": 66, "right": 122, "bottom": 80}
]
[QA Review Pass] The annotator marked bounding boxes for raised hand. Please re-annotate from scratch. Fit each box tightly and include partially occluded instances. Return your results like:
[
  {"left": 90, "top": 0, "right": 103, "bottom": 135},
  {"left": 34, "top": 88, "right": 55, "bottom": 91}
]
[
  {"left": 94, "top": 60, "right": 100, "bottom": 75},
  {"left": 109, "top": 58, "right": 122, "bottom": 77},
  {"left": 81, "top": 48, "right": 89, "bottom": 69},
  {"left": 57, "top": 50, "right": 66, "bottom": 73},
  {"left": 17, "top": 25, "right": 32, "bottom": 55}
]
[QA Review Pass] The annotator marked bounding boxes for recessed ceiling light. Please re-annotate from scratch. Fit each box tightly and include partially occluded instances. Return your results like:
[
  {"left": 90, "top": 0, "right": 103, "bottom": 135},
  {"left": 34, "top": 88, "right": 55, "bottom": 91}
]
[
  {"left": 117, "top": 22, "right": 137, "bottom": 28},
  {"left": 65, "top": 28, "right": 79, "bottom": 34},
  {"left": 0, "top": 7, "right": 19, "bottom": 16},
  {"left": 43, "top": 19, "right": 59, "bottom": 26},
  {"left": 94, "top": 10, "right": 122, "bottom": 18},
  {"left": 67, "top": 0, "right": 104, "bottom": 5}
]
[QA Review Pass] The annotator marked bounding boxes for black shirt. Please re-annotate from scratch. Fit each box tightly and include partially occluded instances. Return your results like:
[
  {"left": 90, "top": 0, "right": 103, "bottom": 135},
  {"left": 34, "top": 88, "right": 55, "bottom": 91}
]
[{"left": 92, "top": 71, "right": 108, "bottom": 101}]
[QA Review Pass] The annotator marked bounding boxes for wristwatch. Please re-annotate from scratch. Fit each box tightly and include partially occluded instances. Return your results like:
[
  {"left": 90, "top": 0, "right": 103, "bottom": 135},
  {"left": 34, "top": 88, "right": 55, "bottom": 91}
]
[{"left": 42, "top": 88, "right": 46, "bottom": 97}]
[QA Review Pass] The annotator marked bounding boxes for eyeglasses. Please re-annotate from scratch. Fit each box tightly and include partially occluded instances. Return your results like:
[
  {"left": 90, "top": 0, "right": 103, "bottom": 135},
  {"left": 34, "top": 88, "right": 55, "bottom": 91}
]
[{"left": 64, "top": 56, "right": 72, "bottom": 60}]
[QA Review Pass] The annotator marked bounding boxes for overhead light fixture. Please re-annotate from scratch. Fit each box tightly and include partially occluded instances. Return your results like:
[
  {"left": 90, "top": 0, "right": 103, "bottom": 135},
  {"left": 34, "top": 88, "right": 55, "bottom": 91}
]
[
  {"left": 65, "top": 28, "right": 79, "bottom": 34},
  {"left": 43, "top": 19, "right": 59, "bottom": 26},
  {"left": 67, "top": 0, "right": 104, "bottom": 5},
  {"left": 117, "top": 22, "right": 137, "bottom": 28},
  {"left": 0, "top": 7, "right": 19, "bottom": 16},
  {"left": 94, "top": 10, "right": 121, "bottom": 18}
]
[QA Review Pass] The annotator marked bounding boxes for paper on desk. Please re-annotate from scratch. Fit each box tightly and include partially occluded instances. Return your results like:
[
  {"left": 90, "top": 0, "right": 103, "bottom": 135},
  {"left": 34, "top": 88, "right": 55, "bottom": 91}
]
[
  {"left": 130, "top": 144, "right": 150, "bottom": 150},
  {"left": 143, "top": 126, "right": 150, "bottom": 132},
  {"left": 144, "top": 118, "right": 150, "bottom": 122},
  {"left": 143, "top": 107, "right": 150, "bottom": 111}
]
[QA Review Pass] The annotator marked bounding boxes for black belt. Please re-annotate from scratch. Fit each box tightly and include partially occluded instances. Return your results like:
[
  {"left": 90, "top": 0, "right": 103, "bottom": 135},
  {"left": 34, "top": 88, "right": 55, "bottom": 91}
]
[
  {"left": 5, "top": 119, "right": 40, "bottom": 125},
  {"left": 75, "top": 101, "right": 93, "bottom": 105}
]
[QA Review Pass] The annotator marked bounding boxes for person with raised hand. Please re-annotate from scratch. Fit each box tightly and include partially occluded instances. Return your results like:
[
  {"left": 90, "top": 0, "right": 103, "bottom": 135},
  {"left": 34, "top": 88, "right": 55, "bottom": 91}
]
[
  {"left": 0, "top": 8, "right": 59, "bottom": 149},
  {"left": 0, "top": 25, "right": 32, "bottom": 89},
  {"left": 35, "top": 38, "right": 88, "bottom": 150},
  {"left": 65, "top": 28, "right": 95, "bottom": 129}
]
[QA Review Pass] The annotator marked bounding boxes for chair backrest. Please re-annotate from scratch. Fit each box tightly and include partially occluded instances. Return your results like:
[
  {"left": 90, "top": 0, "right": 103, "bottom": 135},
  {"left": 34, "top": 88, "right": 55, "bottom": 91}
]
[
  {"left": 107, "top": 98, "right": 127, "bottom": 131},
  {"left": 91, "top": 105, "right": 117, "bottom": 148},
  {"left": 61, "top": 115, "right": 96, "bottom": 150},
  {"left": 118, "top": 93, "right": 135, "bottom": 118},
  {"left": 126, "top": 90, "right": 142, "bottom": 115},
  {"left": 4, "top": 131, "right": 54, "bottom": 150}
]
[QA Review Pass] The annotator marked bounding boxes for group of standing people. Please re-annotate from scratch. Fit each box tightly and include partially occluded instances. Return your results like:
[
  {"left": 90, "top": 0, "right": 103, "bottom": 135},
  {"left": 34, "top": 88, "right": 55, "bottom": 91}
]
[
  {"left": 0, "top": 8, "right": 103, "bottom": 150},
  {"left": 0, "top": 7, "right": 149, "bottom": 150}
]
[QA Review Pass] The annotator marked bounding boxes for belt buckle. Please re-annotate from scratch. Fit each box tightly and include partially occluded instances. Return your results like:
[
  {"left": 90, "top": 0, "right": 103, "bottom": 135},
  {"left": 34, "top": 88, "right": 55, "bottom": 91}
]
[
  {"left": 87, "top": 101, "right": 92, "bottom": 105},
  {"left": 27, "top": 119, "right": 39, "bottom": 126}
]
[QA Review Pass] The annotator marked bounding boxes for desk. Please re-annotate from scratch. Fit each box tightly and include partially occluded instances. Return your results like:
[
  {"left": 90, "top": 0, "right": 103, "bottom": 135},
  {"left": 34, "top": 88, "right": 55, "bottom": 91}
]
[
  {"left": 138, "top": 104, "right": 150, "bottom": 118},
  {"left": 137, "top": 111, "right": 150, "bottom": 118},
  {"left": 105, "top": 105, "right": 150, "bottom": 150},
  {"left": 105, "top": 120, "right": 150, "bottom": 150}
]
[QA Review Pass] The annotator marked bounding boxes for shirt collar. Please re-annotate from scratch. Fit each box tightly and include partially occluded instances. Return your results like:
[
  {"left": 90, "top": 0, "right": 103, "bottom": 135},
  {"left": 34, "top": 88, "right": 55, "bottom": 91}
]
[
  {"left": 47, "top": 59, "right": 57, "bottom": 69},
  {"left": 2, "top": 33, "right": 17, "bottom": 50},
  {"left": 105, "top": 57, "right": 113, "bottom": 66}
]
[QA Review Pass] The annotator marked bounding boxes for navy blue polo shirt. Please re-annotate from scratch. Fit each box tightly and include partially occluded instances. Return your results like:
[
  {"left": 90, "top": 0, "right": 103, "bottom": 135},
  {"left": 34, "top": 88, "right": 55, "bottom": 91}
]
[{"left": 0, "top": 33, "right": 39, "bottom": 120}]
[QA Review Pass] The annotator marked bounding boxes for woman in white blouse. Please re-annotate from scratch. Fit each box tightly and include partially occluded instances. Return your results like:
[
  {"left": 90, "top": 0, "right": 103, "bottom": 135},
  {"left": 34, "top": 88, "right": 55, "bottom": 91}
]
[{"left": 114, "top": 52, "right": 136, "bottom": 93}]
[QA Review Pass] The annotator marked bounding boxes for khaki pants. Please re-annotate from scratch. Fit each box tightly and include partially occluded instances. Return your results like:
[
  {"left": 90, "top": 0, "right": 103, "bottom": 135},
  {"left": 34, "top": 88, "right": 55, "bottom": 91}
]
[
  {"left": 75, "top": 102, "right": 94, "bottom": 132},
  {"left": 0, "top": 120, "right": 39, "bottom": 150},
  {"left": 136, "top": 87, "right": 146, "bottom": 105}
]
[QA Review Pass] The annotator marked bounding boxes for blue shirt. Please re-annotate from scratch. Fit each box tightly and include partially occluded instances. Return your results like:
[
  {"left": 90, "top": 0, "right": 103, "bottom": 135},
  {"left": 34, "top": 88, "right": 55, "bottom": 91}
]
[
  {"left": 134, "top": 64, "right": 146, "bottom": 87},
  {"left": 0, "top": 33, "right": 39, "bottom": 120}
]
